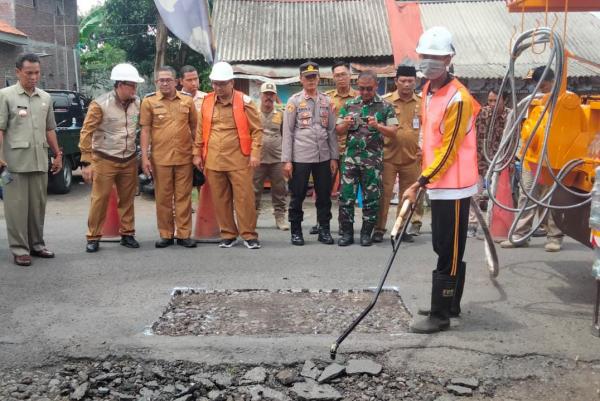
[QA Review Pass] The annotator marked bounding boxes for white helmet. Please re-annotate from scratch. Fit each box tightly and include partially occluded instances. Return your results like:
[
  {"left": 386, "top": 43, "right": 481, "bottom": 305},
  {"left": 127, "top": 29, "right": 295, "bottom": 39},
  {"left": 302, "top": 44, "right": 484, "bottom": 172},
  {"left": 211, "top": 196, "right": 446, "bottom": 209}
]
[
  {"left": 416, "top": 26, "right": 455, "bottom": 56},
  {"left": 110, "top": 63, "right": 145, "bottom": 83},
  {"left": 209, "top": 61, "right": 235, "bottom": 81}
]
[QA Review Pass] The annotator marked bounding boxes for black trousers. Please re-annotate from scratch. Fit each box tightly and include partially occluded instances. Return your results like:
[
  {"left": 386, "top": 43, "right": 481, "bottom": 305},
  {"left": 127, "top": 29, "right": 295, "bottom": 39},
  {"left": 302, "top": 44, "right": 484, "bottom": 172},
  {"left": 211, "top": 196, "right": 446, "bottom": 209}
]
[
  {"left": 288, "top": 160, "right": 332, "bottom": 225},
  {"left": 431, "top": 197, "right": 470, "bottom": 277}
]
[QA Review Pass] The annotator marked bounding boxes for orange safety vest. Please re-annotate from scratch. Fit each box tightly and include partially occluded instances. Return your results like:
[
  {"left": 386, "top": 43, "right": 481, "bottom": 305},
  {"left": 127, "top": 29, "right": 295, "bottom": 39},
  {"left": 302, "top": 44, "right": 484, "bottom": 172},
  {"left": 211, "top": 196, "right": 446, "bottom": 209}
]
[
  {"left": 201, "top": 90, "right": 252, "bottom": 159},
  {"left": 421, "top": 78, "right": 479, "bottom": 190}
]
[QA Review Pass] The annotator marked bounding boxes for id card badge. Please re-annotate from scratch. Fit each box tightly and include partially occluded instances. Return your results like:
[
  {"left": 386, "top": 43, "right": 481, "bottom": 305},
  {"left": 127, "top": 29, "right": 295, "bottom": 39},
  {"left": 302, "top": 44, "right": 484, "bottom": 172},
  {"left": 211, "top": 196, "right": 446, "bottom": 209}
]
[{"left": 412, "top": 116, "right": 420, "bottom": 129}]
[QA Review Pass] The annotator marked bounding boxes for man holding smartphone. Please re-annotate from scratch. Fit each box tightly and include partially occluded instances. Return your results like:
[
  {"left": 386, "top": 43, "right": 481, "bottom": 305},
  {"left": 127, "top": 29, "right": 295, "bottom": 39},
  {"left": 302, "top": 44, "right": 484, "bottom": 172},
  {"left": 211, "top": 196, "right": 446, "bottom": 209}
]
[{"left": 335, "top": 70, "right": 398, "bottom": 246}]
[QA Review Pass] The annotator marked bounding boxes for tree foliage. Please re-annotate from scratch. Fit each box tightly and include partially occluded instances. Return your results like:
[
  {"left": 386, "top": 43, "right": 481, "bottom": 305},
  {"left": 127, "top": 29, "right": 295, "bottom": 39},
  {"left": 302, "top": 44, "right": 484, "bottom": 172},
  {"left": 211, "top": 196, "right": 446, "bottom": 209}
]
[{"left": 79, "top": 0, "right": 212, "bottom": 94}]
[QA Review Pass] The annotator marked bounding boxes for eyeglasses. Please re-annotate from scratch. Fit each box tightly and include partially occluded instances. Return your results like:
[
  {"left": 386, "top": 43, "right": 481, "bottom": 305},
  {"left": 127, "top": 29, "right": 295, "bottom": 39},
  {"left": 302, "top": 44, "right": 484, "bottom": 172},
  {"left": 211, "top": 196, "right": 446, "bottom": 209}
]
[
  {"left": 358, "top": 86, "right": 375, "bottom": 92},
  {"left": 157, "top": 78, "right": 175, "bottom": 85}
]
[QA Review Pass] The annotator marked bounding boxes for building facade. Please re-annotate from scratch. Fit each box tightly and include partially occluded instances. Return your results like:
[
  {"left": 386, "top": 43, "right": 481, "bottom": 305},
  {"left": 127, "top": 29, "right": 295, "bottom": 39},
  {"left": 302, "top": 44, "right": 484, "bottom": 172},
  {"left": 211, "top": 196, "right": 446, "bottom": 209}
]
[{"left": 0, "top": 0, "right": 79, "bottom": 90}]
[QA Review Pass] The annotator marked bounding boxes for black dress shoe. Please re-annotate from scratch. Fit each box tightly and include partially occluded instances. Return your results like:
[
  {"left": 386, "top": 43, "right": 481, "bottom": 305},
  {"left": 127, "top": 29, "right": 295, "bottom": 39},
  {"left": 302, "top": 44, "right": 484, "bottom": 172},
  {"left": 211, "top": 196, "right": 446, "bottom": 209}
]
[
  {"left": 401, "top": 233, "right": 414, "bottom": 243},
  {"left": 371, "top": 232, "right": 384, "bottom": 243},
  {"left": 291, "top": 233, "right": 305, "bottom": 246},
  {"left": 86, "top": 240, "right": 100, "bottom": 253},
  {"left": 30, "top": 248, "right": 55, "bottom": 258},
  {"left": 155, "top": 238, "right": 175, "bottom": 248},
  {"left": 176, "top": 238, "right": 197, "bottom": 248},
  {"left": 120, "top": 235, "right": 140, "bottom": 248},
  {"left": 14, "top": 254, "right": 32, "bottom": 266}
]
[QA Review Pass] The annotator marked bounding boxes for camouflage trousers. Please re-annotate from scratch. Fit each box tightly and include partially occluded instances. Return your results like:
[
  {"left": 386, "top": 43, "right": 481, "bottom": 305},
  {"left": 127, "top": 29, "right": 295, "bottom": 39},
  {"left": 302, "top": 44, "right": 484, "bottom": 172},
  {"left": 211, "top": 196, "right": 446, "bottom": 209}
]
[{"left": 338, "top": 156, "right": 383, "bottom": 224}]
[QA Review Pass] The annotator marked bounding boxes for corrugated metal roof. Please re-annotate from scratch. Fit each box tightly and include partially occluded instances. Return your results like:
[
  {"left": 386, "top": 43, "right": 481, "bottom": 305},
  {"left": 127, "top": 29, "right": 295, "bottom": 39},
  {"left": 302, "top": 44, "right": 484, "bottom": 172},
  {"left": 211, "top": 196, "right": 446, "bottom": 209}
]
[
  {"left": 419, "top": 1, "right": 600, "bottom": 78},
  {"left": 213, "top": 0, "right": 392, "bottom": 62}
]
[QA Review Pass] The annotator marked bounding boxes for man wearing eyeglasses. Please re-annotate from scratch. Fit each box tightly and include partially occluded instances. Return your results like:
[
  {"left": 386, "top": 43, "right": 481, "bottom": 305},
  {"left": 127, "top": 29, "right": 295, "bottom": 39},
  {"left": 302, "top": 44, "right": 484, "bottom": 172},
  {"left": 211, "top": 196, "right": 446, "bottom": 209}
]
[
  {"left": 140, "top": 66, "right": 198, "bottom": 249},
  {"left": 335, "top": 70, "right": 398, "bottom": 247},
  {"left": 192, "top": 62, "right": 263, "bottom": 250},
  {"left": 305, "top": 60, "right": 358, "bottom": 235},
  {"left": 282, "top": 61, "right": 339, "bottom": 246},
  {"left": 79, "top": 63, "right": 144, "bottom": 253}
]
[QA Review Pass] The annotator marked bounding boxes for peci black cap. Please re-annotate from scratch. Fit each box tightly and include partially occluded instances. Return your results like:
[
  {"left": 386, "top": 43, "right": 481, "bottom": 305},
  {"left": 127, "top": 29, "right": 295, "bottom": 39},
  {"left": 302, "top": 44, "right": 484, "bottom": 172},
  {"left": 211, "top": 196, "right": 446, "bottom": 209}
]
[
  {"left": 300, "top": 61, "right": 319, "bottom": 76},
  {"left": 395, "top": 64, "right": 416, "bottom": 78}
]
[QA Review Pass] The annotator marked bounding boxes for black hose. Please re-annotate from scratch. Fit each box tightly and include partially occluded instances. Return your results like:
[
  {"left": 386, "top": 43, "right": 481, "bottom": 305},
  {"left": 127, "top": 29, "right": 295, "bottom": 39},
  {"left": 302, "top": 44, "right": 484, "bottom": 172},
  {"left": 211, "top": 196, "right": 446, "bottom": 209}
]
[{"left": 330, "top": 189, "right": 423, "bottom": 359}]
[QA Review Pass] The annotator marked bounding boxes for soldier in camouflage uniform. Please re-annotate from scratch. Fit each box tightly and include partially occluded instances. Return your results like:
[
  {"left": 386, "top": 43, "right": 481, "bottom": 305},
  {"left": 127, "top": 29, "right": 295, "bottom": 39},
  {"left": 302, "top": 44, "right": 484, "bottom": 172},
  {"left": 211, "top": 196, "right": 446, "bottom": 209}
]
[{"left": 335, "top": 71, "right": 398, "bottom": 246}]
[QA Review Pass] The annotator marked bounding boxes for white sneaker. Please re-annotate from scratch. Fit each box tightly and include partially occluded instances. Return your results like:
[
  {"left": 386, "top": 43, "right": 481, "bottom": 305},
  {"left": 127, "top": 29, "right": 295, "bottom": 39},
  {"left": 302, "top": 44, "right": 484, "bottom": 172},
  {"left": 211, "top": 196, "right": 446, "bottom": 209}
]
[
  {"left": 244, "top": 239, "right": 261, "bottom": 249},
  {"left": 219, "top": 238, "right": 237, "bottom": 248}
]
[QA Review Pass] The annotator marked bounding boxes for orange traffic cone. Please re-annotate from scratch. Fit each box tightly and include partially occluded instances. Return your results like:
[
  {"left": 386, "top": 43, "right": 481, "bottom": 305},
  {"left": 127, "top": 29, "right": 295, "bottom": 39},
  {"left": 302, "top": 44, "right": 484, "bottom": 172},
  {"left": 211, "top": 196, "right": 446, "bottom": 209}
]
[
  {"left": 193, "top": 182, "right": 221, "bottom": 243},
  {"left": 489, "top": 168, "right": 515, "bottom": 242},
  {"left": 101, "top": 186, "right": 121, "bottom": 241}
]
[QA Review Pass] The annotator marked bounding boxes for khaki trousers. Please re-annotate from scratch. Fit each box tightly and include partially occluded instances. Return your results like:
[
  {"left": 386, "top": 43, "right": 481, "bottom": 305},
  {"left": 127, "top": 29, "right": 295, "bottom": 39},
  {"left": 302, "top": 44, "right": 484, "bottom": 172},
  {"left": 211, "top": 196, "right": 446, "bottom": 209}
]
[
  {"left": 513, "top": 167, "right": 563, "bottom": 239},
  {"left": 253, "top": 162, "right": 287, "bottom": 216},
  {"left": 152, "top": 163, "right": 193, "bottom": 239},
  {"left": 206, "top": 167, "right": 258, "bottom": 240},
  {"left": 375, "top": 161, "right": 424, "bottom": 234},
  {"left": 87, "top": 157, "right": 137, "bottom": 240},
  {"left": 3, "top": 171, "right": 48, "bottom": 256}
]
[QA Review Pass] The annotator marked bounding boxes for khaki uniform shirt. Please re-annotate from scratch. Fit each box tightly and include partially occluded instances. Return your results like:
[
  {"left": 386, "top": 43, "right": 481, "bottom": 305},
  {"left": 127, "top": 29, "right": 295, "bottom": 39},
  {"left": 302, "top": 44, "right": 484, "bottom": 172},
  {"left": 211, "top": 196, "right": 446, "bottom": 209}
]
[
  {"left": 194, "top": 94, "right": 263, "bottom": 172},
  {"left": 282, "top": 90, "right": 338, "bottom": 163},
  {"left": 260, "top": 109, "right": 283, "bottom": 164},
  {"left": 0, "top": 82, "right": 56, "bottom": 172},
  {"left": 182, "top": 90, "right": 207, "bottom": 112},
  {"left": 139, "top": 91, "right": 197, "bottom": 166},
  {"left": 325, "top": 87, "right": 357, "bottom": 154},
  {"left": 381, "top": 91, "right": 421, "bottom": 165}
]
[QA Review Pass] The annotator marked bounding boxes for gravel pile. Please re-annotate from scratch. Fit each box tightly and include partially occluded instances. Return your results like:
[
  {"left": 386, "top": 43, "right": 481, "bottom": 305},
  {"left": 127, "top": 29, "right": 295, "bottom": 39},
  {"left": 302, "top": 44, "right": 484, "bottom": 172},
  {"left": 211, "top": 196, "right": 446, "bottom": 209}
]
[
  {"left": 0, "top": 356, "right": 493, "bottom": 401},
  {"left": 152, "top": 289, "right": 412, "bottom": 336}
]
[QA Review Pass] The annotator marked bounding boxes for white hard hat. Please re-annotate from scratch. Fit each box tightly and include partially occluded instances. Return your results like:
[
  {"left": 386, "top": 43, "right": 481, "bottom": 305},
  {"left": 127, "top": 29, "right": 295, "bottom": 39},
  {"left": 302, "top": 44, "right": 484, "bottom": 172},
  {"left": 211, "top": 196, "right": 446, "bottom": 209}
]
[
  {"left": 110, "top": 63, "right": 145, "bottom": 83},
  {"left": 209, "top": 61, "right": 235, "bottom": 81},
  {"left": 416, "top": 26, "right": 455, "bottom": 56}
]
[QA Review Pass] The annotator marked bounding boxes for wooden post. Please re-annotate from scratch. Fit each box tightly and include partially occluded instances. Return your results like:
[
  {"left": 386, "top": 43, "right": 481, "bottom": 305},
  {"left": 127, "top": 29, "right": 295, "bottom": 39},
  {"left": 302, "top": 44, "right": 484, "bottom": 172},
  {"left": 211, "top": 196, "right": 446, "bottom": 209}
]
[{"left": 154, "top": 14, "right": 168, "bottom": 74}]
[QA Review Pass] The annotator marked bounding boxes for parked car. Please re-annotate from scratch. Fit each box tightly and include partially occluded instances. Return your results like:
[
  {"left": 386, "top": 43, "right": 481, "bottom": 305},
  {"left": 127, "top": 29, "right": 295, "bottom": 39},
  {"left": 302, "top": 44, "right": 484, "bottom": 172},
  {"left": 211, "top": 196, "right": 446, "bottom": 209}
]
[{"left": 46, "top": 90, "right": 89, "bottom": 194}]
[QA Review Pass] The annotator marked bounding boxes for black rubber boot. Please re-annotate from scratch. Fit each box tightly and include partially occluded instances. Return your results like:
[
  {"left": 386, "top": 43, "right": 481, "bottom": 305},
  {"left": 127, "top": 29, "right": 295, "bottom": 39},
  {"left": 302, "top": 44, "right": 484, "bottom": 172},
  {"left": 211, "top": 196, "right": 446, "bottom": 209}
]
[
  {"left": 338, "top": 222, "right": 354, "bottom": 246},
  {"left": 417, "top": 262, "right": 465, "bottom": 317},
  {"left": 410, "top": 271, "right": 455, "bottom": 334},
  {"left": 318, "top": 224, "right": 334, "bottom": 244},
  {"left": 360, "top": 221, "right": 375, "bottom": 246},
  {"left": 290, "top": 222, "right": 304, "bottom": 246}
]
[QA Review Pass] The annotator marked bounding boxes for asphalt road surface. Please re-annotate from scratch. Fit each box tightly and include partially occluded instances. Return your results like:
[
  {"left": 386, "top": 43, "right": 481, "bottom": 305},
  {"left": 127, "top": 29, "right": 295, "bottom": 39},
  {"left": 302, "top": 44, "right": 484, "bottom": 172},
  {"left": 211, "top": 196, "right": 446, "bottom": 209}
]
[{"left": 0, "top": 179, "right": 598, "bottom": 399}]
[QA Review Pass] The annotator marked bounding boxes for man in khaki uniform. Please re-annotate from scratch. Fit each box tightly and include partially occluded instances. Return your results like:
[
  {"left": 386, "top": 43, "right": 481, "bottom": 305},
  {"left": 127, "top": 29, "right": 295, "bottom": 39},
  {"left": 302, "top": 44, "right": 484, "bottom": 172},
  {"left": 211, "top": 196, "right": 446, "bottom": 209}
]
[
  {"left": 0, "top": 53, "right": 62, "bottom": 266},
  {"left": 253, "top": 82, "right": 288, "bottom": 230},
  {"left": 372, "top": 65, "right": 424, "bottom": 243},
  {"left": 192, "top": 62, "right": 263, "bottom": 249},
  {"left": 180, "top": 65, "right": 207, "bottom": 110},
  {"left": 325, "top": 60, "right": 358, "bottom": 155},
  {"left": 308, "top": 61, "right": 358, "bottom": 235},
  {"left": 79, "top": 63, "right": 145, "bottom": 253},
  {"left": 140, "top": 66, "right": 197, "bottom": 248}
]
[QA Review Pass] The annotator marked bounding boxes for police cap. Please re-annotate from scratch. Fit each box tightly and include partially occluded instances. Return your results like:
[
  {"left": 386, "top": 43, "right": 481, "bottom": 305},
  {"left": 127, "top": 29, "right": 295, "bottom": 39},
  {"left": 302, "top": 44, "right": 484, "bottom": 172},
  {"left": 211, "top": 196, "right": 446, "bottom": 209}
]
[{"left": 299, "top": 61, "right": 319, "bottom": 76}]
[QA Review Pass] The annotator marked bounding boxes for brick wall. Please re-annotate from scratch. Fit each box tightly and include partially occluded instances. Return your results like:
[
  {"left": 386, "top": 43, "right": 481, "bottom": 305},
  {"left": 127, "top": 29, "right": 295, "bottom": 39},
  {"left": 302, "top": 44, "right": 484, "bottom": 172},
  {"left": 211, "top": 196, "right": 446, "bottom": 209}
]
[
  {"left": 0, "top": 0, "right": 16, "bottom": 25},
  {"left": 12, "top": 0, "right": 80, "bottom": 90},
  {"left": 0, "top": 42, "right": 21, "bottom": 88}
]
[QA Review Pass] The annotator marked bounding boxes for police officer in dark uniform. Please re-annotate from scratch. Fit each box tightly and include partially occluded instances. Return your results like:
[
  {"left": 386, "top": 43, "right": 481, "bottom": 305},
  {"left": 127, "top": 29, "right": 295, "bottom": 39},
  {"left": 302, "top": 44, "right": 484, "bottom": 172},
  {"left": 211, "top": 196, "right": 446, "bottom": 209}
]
[{"left": 282, "top": 62, "right": 339, "bottom": 245}]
